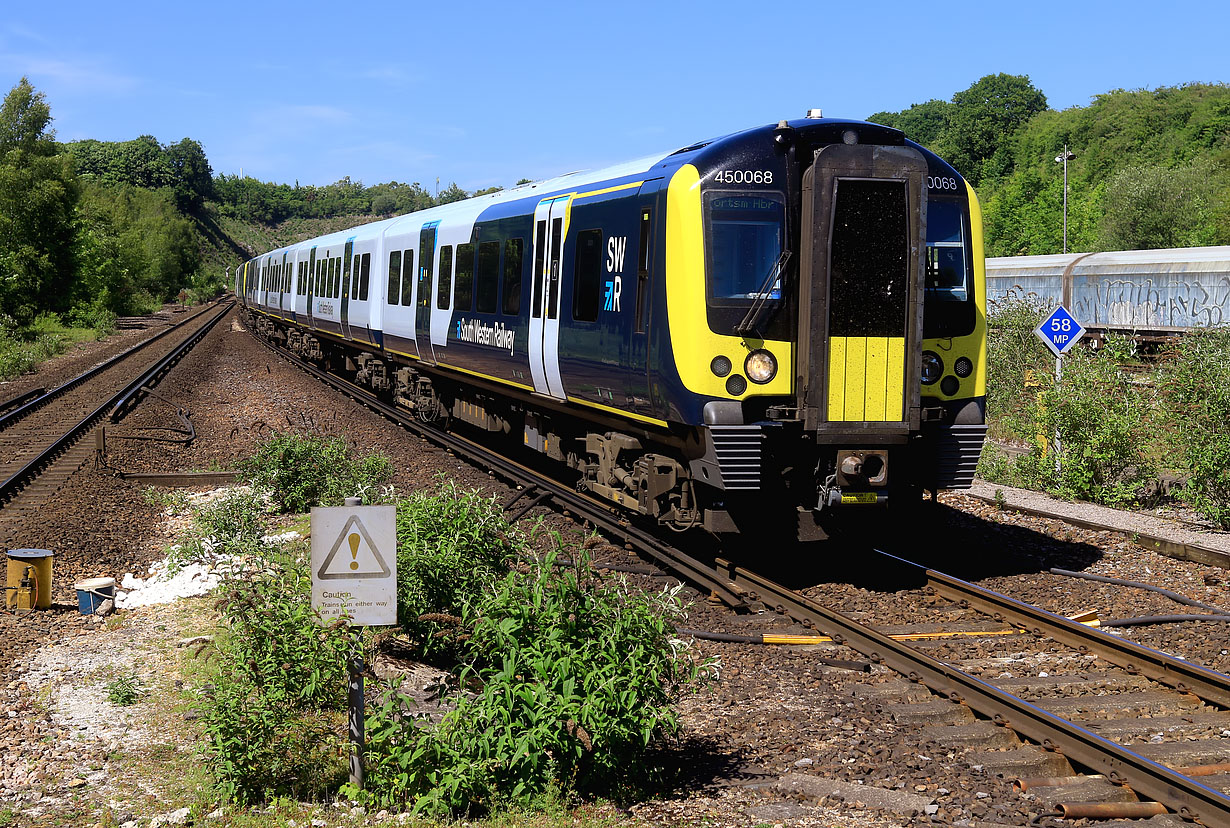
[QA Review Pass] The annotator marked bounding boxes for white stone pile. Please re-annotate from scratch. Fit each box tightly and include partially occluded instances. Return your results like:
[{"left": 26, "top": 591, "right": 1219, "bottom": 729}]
[{"left": 114, "top": 529, "right": 302, "bottom": 610}]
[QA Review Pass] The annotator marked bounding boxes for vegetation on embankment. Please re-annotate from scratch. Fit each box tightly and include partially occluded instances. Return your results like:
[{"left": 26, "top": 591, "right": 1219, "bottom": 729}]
[
  {"left": 870, "top": 76, "right": 1230, "bottom": 255},
  {"left": 979, "top": 300, "right": 1230, "bottom": 528},
  {"left": 0, "top": 76, "right": 513, "bottom": 381}
]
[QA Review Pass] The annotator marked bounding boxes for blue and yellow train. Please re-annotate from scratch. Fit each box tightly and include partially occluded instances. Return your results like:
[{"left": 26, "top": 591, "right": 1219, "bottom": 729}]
[{"left": 238, "top": 113, "right": 987, "bottom": 538}]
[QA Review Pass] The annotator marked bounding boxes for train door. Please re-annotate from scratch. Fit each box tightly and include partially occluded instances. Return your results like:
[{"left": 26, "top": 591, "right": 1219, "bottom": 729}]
[
  {"left": 281, "top": 252, "right": 289, "bottom": 317},
  {"left": 629, "top": 184, "right": 661, "bottom": 417},
  {"left": 306, "top": 247, "right": 317, "bottom": 328},
  {"left": 340, "top": 239, "right": 354, "bottom": 339},
  {"left": 529, "top": 195, "right": 571, "bottom": 398},
  {"left": 415, "top": 222, "right": 438, "bottom": 363}
]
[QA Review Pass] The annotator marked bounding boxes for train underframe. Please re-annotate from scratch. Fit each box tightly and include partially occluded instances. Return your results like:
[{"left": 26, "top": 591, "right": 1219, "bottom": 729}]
[{"left": 247, "top": 311, "right": 981, "bottom": 540}]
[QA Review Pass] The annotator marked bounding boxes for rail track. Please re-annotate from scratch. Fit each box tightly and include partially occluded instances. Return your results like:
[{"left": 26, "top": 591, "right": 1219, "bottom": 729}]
[
  {"left": 248, "top": 322, "right": 1230, "bottom": 826},
  {"left": 0, "top": 301, "right": 232, "bottom": 539}
]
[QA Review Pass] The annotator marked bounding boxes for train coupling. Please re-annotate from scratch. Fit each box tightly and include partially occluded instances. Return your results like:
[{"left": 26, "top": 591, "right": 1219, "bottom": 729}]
[{"left": 815, "top": 449, "right": 889, "bottom": 511}]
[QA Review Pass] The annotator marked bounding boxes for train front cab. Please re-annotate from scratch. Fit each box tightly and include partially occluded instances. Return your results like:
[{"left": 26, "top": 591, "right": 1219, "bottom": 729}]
[{"left": 682, "top": 135, "right": 986, "bottom": 539}]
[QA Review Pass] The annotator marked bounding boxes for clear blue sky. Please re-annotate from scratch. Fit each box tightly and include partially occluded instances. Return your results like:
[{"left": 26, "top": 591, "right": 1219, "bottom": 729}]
[{"left": 3, "top": 0, "right": 1226, "bottom": 191}]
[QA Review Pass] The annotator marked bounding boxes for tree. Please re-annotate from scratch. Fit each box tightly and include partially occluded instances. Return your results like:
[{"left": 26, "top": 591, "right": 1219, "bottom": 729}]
[
  {"left": 867, "top": 98, "right": 953, "bottom": 149},
  {"left": 945, "top": 74, "right": 1048, "bottom": 185},
  {"left": 436, "top": 182, "right": 468, "bottom": 204},
  {"left": 0, "top": 77, "right": 76, "bottom": 323},
  {"left": 1098, "top": 158, "right": 1227, "bottom": 250},
  {"left": 164, "top": 137, "right": 214, "bottom": 212}
]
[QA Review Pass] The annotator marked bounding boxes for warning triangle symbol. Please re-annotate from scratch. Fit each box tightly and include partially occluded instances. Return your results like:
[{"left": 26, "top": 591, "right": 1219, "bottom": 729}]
[{"left": 317, "top": 514, "right": 392, "bottom": 580}]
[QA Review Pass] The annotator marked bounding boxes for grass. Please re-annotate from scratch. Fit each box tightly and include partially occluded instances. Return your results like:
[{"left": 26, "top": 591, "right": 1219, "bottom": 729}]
[{"left": 0, "top": 313, "right": 110, "bottom": 381}]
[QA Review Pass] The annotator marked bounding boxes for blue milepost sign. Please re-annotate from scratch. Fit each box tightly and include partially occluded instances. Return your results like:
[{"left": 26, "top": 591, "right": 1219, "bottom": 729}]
[{"left": 1035, "top": 305, "right": 1086, "bottom": 357}]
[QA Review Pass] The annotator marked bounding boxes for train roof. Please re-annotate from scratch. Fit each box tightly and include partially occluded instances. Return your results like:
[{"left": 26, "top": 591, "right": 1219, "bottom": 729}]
[
  {"left": 245, "top": 116, "right": 936, "bottom": 260},
  {"left": 987, "top": 246, "right": 1230, "bottom": 279}
]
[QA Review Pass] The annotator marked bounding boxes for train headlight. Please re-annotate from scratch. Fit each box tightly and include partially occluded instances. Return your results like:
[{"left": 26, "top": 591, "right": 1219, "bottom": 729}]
[
  {"left": 954, "top": 357, "right": 973, "bottom": 378},
  {"left": 921, "top": 351, "right": 943, "bottom": 385},
  {"left": 711, "top": 355, "right": 732, "bottom": 377},
  {"left": 744, "top": 350, "right": 777, "bottom": 384}
]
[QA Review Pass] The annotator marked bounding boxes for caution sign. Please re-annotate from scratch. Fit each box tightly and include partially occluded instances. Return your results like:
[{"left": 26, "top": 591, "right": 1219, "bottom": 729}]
[{"left": 311, "top": 505, "right": 396, "bottom": 626}]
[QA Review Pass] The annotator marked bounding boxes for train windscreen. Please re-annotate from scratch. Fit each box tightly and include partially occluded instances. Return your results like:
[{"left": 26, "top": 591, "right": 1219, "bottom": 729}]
[{"left": 828, "top": 179, "right": 909, "bottom": 338}]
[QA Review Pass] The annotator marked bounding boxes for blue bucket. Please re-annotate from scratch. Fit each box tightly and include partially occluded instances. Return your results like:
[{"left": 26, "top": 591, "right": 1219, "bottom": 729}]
[{"left": 75, "top": 577, "right": 116, "bottom": 615}]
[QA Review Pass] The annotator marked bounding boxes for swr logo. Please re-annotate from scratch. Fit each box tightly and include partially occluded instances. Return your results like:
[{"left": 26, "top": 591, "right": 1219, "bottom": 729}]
[{"left": 604, "top": 235, "right": 626, "bottom": 312}]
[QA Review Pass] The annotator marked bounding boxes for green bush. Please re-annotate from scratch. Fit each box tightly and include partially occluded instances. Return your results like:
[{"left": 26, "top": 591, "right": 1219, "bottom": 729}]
[
  {"left": 200, "top": 550, "right": 352, "bottom": 804},
  {"left": 213, "top": 556, "right": 350, "bottom": 710},
  {"left": 1010, "top": 339, "right": 1154, "bottom": 505},
  {"left": 1163, "top": 326, "right": 1230, "bottom": 527},
  {"left": 239, "top": 431, "right": 394, "bottom": 513},
  {"left": 168, "top": 489, "right": 268, "bottom": 571},
  {"left": 201, "top": 670, "right": 346, "bottom": 805},
  {"left": 0, "top": 312, "right": 103, "bottom": 381},
  {"left": 394, "top": 481, "right": 514, "bottom": 660},
  {"left": 985, "top": 298, "right": 1051, "bottom": 443},
  {"left": 360, "top": 547, "right": 705, "bottom": 816}
]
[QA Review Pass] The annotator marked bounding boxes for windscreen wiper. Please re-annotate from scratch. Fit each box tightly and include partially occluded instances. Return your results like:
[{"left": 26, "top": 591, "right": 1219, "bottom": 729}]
[{"left": 734, "top": 250, "right": 791, "bottom": 338}]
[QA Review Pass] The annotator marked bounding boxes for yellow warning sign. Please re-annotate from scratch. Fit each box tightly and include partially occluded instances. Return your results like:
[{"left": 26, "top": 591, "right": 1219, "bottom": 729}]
[{"left": 316, "top": 514, "right": 391, "bottom": 580}]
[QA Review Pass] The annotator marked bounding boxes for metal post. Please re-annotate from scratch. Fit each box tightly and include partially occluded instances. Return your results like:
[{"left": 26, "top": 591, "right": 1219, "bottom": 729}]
[
  {"left": 1054, "top": 355, "right": 1063, "bottom": 475},
  {"left": 348, "top": 631, "right": 365, "bottom": 790},
  {"left": 1062, "top": 146, "right": 1068, "bottom": 254},
  {"left": 1055, "top": 145, "right": 1075, "bottom": 255},
  {"left": 343, "top": 494, "right": 365, "bottom": 790}
]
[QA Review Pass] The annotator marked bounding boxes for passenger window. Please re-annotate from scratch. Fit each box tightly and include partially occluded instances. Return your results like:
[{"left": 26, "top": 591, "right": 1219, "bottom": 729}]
[
  {"left": 387, "top": 251, "right": 402, "bottom": 305},
  {"left": 335, "top": 257, "right": 343, "bottom": 297},
  {"left": 547, "top": 218, "right": 562, "bottom": 320},
  {"left": 532, "top": 221, "right": 546, "bottom": 318},
  {"left": 401, "top": 250, "right": 415, "bottom": 306},
  {"left": 635, "top": 209, "right": 651, "bottom": 333},
  {"left": 455, "top": 243, "right": 475, "bottom": 311},
  {"left": 476, "top": 241, "right": 500, "bottom": 313},
  {"left": 359, "top": 253, "right": 371, "bottom": 301},
  {"left": 437, "top": 246, "right": 453, "bottom": 309},
  {"left": 352, "top": 255, "right": 361, "bottom": 299},
  {"left": 502, "top": 238, "right": 523, "bottom": 315},
  {"left": 572, "top": 229, "right": 602, "bottom": 322}
]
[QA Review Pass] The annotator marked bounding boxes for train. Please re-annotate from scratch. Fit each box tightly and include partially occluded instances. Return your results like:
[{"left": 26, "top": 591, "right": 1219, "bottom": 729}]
[{"left": 236, "top": 112, "right": 988, "bottom": 540}]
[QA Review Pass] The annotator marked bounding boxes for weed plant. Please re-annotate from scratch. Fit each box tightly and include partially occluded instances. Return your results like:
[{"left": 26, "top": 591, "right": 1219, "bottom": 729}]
[
  {"left": 239, "top": 431, "right": 393, "bottom": 513},
  {"left": 104, "top": 670, "right": 146, "bottom": 706},
  {"left": 985, "top": 298, "right": 1051, "bottom": 442},
  {"left": 1001, "top": 338, "right": 1154, "bottom": 504},
  {"left": 195, "top": 472, "right": 707, "bottom": 815},
  {"left": 1162, "top": 326, "right": 1230, "bottom": 527},
  {"left": 200, "top": 541, "right": 352, "bottom": 804},
  {"left": 167, "top": 489, "right": 267, "bottom": 572},
  {"left": 360, "top": 545, "right": 707, "bottom": 816},
  {"left": 394, "top": 480, "right": 515, "bottom": 661}
]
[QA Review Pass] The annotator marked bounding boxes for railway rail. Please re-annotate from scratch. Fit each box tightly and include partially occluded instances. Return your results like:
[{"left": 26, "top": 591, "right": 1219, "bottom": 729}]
[
  {"left": 249, "top": 322, "right": 1230, "bottom": 826},
  {"left": 0, "top": 301, "right": 232, "bottom": 531}
]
